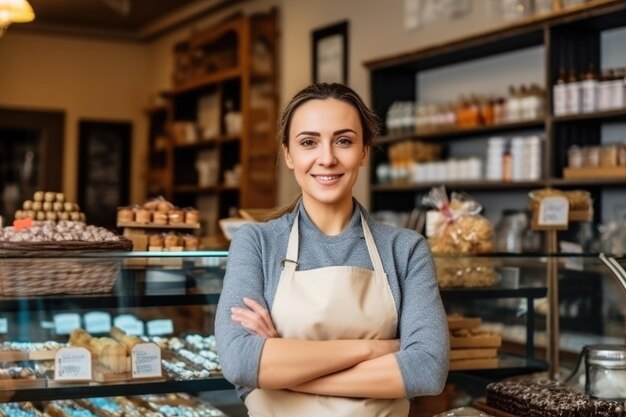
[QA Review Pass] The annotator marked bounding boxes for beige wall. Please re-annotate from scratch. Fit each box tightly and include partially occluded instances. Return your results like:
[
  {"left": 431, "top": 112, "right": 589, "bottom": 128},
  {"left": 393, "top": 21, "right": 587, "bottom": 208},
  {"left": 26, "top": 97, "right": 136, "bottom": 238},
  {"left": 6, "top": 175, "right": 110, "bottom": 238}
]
[
  {"left": 0, "top": 0, "right": 509, "bottom": 210},
  {"left": 0, "top": 32, "right": 148, "bottom": 204},
  {"left": 278, "top": 0, "right": 506, "bottom": 208}
]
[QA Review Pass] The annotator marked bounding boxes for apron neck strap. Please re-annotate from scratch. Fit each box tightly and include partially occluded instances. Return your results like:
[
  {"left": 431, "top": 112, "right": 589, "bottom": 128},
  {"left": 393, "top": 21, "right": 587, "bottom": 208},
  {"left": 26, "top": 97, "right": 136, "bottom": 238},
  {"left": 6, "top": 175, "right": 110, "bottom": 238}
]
[{"left": 283, "top": 211, "right": 385, "bottom": 276}]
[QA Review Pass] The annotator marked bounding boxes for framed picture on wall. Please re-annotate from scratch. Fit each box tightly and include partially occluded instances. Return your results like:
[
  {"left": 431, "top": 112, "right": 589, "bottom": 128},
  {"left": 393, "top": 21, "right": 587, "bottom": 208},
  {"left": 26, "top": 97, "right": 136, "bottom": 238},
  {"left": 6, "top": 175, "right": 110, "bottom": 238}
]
[{"left": 312, "top": 20, "right": 349, "bottom": 84}]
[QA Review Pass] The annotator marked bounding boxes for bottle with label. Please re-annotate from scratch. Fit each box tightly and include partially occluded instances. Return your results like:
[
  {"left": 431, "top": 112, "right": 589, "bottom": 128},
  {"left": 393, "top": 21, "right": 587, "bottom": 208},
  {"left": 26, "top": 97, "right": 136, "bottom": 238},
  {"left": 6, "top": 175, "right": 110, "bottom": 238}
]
[
  {"left": 507, "top": 85, "right": 520, "bottom": 122},
  {"left": 553, "top": 67, "right": 567, "bottom": 116},
  {"left": 597, "top": 70, "right": 611, "bottom": 111},
  {"left": 502, "top": 145, "right": 513, "bottom": 182},
  {"left": 611, "top": 68, "right": 625, "bottom": 109},
  {"left": 566, "top": 69, "right": 581, "bottom": 114},
  {"left": 581, "top": 64, "right": 598, "bottom": 113}
]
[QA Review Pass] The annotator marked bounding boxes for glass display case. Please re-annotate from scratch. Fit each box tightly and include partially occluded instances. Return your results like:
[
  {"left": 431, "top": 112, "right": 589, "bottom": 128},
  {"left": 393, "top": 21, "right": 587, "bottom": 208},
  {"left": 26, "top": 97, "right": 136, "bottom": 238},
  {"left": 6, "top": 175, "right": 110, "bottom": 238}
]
[{"left": 0, "top": 251, "right": 623, "bottom": 414}]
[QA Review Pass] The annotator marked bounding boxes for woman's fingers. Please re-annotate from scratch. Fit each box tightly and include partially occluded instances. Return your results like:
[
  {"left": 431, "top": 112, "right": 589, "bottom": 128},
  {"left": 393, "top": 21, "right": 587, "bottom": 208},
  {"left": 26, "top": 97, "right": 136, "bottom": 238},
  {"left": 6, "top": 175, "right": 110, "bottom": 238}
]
[
  {"left": 243, "top": 297, "right": 278, "bottom": 337},
  {"left": 231, "top": 305, "right": 275, "bottom": 337}
]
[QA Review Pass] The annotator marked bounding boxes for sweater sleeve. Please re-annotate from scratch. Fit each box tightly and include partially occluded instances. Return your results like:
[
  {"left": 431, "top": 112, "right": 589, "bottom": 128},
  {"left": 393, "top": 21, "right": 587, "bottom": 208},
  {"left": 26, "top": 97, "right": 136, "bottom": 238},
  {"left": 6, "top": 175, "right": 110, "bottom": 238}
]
[
  {"left": 215, "top": 225, "right": 267, "bottom": 388},
  {"left": 394, "top": 235, "right": 449, "bottom": 398}
]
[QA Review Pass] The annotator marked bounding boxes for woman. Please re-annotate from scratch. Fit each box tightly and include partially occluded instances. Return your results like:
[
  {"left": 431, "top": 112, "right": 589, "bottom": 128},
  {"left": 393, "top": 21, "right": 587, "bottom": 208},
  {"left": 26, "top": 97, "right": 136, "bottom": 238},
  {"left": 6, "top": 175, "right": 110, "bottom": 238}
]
[{"left": 215, "top": 83, "right": 449, "bottom": 416}]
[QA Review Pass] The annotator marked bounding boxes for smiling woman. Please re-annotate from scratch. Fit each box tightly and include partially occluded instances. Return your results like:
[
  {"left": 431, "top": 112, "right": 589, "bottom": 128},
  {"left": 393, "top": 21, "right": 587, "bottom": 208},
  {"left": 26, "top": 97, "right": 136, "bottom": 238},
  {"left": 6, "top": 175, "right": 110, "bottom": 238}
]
[
  {"left": 284, "top": 98, "right": 368, "bottom": 226},
  {"left": 215, "top": 83, "right": 449, "bottom": 417}
]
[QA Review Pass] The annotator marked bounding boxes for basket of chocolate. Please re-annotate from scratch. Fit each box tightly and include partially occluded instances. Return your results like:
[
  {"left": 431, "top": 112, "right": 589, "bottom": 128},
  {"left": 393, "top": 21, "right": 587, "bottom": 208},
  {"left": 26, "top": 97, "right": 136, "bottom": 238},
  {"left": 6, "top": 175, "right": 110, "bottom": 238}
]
[{"left": 0, "top": 192, "right": 132, "bottom": 296}]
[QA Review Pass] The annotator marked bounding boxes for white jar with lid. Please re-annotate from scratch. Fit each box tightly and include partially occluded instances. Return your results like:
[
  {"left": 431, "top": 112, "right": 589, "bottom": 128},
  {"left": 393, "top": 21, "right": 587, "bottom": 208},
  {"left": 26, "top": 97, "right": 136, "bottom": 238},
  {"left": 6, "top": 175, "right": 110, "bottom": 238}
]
[{"left": 585, "top": 344, "right": 626, "bottom": 401}]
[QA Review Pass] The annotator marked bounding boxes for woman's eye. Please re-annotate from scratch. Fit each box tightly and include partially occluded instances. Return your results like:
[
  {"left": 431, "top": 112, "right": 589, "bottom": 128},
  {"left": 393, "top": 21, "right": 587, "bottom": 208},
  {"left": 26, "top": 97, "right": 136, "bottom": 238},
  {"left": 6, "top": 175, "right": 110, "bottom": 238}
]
[
  {"left": 300, "top": 139, "right": 316, "bottom": 147},
  {"left": 336, "top": 137, "right": 353, "bottom": 146}
]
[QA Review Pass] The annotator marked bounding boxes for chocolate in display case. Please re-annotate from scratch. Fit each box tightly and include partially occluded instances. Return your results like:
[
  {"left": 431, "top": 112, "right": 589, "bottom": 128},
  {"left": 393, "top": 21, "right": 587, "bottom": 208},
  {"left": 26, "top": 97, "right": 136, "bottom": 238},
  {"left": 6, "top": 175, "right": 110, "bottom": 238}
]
[
  {"left": 0, "top": 245, "right": 623, "bottom": 413},
  {"left": 0, "top": 250, "right": 231, "bottom": 414}
]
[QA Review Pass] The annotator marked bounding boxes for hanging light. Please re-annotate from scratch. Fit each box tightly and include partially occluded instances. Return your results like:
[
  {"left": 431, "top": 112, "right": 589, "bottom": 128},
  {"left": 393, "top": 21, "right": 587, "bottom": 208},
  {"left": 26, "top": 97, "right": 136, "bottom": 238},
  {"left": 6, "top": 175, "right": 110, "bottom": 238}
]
[{"left": 0, "top": 0, "right": 35, "bottom": 37}]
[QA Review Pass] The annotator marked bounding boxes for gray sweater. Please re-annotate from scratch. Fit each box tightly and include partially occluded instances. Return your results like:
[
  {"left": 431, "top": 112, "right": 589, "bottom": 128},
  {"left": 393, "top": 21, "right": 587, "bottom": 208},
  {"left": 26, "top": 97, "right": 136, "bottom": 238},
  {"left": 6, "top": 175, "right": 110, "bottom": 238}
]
[{"left": 215, "top": 200, "right": 449, "bottom": 400}]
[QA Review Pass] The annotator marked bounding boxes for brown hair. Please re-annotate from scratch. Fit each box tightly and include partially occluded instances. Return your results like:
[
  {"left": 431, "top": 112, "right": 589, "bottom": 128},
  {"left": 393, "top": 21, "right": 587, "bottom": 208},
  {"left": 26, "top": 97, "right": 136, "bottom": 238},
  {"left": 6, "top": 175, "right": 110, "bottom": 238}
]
[{"left": 264, "top": 83, "right": 381, "bottom": 220}]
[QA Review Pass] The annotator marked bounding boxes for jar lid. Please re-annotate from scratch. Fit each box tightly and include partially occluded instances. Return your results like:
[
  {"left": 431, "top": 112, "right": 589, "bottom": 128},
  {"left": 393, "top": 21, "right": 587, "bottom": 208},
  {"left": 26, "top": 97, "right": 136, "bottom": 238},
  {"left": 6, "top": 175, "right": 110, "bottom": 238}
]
[{"left": 586, "top": 345, "right": 626, "bottom": 366}]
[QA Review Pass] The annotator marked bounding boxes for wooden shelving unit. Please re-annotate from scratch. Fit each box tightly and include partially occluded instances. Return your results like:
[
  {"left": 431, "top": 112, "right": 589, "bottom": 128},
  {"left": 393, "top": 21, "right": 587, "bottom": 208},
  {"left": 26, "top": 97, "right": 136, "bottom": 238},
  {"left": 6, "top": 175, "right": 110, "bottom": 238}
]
[
  {"left": 145, "top": 9, "right": 279, "bottom": 238},
  {"left": 365, "top": 0, "right": 626, "bottom": 218}
]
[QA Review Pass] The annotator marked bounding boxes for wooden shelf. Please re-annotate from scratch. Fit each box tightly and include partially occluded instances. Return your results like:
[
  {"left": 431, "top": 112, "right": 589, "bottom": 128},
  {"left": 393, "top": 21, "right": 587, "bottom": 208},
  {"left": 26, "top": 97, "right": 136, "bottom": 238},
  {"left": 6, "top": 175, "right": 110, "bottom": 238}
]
[
  {"left": 376, "top": 119, "right": 545, "bottom": 144},
  {"left": 552, "top": 107, "right": 626, "bottom": 123},
  {"left": 173, "top": 185, "right": 240, "bottom": 194},
  {"left": 172, "top": 66, "right": 243, "bottom": 95},
  {"left": 371, "top": 180, "right": 545, "bottom": 192},
  {"left": 173, "top": 136, "right": 240, "bottom": 150},
  {"left": 364, "top": 0, "right": 624, "bottom": 72},
  {"left": 117, "top": 222, "right": 200, "bottom": 230},
  {"left": 550, "top": 177, "right": 626, "bottom": 187}
]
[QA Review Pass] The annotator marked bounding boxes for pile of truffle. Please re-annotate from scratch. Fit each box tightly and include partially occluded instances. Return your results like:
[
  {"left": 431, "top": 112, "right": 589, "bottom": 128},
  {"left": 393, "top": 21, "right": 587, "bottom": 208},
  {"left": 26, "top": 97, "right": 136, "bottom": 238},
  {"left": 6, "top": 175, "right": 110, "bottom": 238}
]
[
  {"left": 0, "top": 221, "right": 121, "bottom": 243},
  {"left": 15, "top": 191, "right": 86, "bottom": 223},
  {"left": 487, "top": 380, "right": 625, "bottom": 417}
]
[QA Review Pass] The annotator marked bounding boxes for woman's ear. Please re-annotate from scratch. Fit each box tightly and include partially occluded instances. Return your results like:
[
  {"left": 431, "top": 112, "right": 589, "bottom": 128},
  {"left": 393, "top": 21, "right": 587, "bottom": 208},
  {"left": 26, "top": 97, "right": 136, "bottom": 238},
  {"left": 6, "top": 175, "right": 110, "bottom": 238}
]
[
  {"left": 360, "top": 145, "right": 370, "bottom": 166},
  {"left": 283, "top": 145, "right": 294, "bottom": 169}
]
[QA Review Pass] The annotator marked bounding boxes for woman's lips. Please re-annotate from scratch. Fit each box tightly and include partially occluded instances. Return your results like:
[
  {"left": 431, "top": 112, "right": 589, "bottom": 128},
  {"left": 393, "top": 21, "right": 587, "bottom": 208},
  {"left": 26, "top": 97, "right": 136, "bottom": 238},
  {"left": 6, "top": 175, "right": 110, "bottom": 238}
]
[{"left": 311, "top": 174, "right": 343, "bottom": 185}]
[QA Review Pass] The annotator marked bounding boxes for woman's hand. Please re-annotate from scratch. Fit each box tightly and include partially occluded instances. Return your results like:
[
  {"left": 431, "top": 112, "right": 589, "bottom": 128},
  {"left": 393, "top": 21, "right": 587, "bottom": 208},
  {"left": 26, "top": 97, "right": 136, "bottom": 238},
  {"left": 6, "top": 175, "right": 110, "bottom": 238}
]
[
  {"left": 231, "top": 297, "right": 278, "bottom": 338},
  {"left": 367, "top": 339, "right": 401, "bottom": 360}
]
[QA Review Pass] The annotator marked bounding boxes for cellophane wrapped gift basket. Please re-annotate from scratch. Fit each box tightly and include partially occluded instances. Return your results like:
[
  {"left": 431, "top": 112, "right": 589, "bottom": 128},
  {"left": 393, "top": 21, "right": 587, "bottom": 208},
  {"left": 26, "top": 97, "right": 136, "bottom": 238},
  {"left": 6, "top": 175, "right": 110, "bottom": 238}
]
[
  {"left": 422, "top": 187, "right": 499, "bottom": 288},
  {"left": 0, "top": 191, "right": 132, "bottom": 296}
]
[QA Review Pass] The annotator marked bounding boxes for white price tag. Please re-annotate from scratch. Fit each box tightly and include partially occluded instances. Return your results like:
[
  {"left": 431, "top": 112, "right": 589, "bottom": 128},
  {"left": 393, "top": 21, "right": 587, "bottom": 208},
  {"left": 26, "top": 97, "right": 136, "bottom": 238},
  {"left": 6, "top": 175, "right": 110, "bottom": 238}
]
[
  {"left": 84, "top": 312, "right": 111, "bottom": 334},
  {"left": 54, "top": 347, "right": 92, "bottom": 381},
  {"left": 147, "top": 319, "right": 174, "bottom": 336},
  {"left": 0, "top": 318, "right": 7, "bottom": 334},
  {"left": 538, "top": 196, "right": 569, "bottom": 227},
  {"left": 54, "top": 313, "right": 81, "bottom": 336},
  {"left": 114, "top": 315, "right": 144, "bottom": 336},
  {"left": 131, "top": 343, "right": 162, "bottom": 379},
  {"left": 560, "top": 241, "right": 584, "bottom": 271}
]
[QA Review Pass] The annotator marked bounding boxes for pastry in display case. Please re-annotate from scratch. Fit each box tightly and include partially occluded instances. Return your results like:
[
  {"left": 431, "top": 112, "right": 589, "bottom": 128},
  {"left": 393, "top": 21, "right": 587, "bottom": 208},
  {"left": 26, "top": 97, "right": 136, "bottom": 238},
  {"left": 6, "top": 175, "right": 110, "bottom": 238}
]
[
  {"left": 0, "top": 248, "right": 231, "bottom": 415},
  {"left": 480, "top": 379, "right": 625, "bottom": 416},
  {"left": 117, "top": 197, "right": 201, "bottom": 265}
]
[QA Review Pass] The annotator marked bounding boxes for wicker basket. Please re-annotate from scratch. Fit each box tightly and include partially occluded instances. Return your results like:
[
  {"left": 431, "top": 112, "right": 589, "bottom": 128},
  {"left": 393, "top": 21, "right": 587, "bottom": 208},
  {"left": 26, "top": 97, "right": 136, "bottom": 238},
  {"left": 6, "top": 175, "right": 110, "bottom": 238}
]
[{"left": 0, "top": 239, "right": 133, "bottom": 296}]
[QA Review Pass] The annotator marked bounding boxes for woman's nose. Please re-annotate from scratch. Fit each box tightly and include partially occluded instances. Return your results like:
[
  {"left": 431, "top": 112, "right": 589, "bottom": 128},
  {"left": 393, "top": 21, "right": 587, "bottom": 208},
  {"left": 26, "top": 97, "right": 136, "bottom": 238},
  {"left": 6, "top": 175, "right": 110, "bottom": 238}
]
[{"left": 318, "top": 143, "right": 337, "bottom": 165}]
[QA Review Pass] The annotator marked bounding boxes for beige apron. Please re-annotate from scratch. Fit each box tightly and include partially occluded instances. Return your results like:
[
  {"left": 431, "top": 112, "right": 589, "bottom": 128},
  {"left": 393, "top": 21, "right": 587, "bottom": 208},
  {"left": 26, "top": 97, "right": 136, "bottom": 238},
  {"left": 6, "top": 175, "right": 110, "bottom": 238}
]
[{"left": 245, "top": 212, "right": 410, "bottom": 417}]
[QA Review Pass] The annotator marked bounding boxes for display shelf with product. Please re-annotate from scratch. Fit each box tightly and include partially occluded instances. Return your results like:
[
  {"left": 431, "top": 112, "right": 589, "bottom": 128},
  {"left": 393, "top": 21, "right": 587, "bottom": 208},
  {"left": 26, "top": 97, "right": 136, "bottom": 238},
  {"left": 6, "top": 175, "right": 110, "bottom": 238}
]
[
  {"left": 376, "top": 119, "right": 545, "bottom": 145},
  {"left": 145, "top": 9, "right": 279, "bottom": 240},
  {"left": 0, "top": 251, "right": 232, "bottom": 410},
  {"left": 0, "top": 250, "right": 623, "bottom": 412},
  {"left": 365, "top": 0, "right": 626, "bottom": 215}
]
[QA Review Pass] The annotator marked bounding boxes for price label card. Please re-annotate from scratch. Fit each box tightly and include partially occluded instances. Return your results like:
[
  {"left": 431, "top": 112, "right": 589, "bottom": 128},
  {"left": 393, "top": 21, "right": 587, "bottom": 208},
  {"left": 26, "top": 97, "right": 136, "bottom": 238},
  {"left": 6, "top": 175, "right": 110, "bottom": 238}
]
[
  {"left": 84, "top": 312, "right": 111, "bottom": 334},
  {"left": 0, "top": 318, "right": 8, "bottom": 334},
  {"left": 147, "top": 319, "right": 174, "bottom": 336},
  {"left": 538, "top": 196, "right": 569, "bottom": 227},
  {"left": 131, "top": 343, "right": 162, "bottom": 379},
  {"left": 54, "top": 347, "right": 92, "bottom": 381},
  {"left": 54, "top": 313, "right": 81, "bottom": 336},
  {"left": 114, "top": 315, "right": 144, "bottom": 336}
]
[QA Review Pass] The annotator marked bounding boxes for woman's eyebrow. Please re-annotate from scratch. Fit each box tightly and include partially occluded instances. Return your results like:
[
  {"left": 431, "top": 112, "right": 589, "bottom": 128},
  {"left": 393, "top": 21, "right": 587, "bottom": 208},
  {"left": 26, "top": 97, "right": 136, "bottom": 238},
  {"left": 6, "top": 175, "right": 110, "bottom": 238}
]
[
  {"left": 295, "top": 128, "right": 357, "bottom": 138},
  {"left": 333, "top": 128, "right": 357, "bottom": 135},
  {"left": 296, "top": 131, "right": 320, "bottom": 138}
]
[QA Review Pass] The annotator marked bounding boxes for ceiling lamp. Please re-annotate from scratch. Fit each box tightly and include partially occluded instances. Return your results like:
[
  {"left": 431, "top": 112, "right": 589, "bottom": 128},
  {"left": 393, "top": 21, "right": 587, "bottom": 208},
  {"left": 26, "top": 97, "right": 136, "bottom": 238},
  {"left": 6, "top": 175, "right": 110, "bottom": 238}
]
[{"left": 0, "top": 0, "right": 35, "bottom": 37}]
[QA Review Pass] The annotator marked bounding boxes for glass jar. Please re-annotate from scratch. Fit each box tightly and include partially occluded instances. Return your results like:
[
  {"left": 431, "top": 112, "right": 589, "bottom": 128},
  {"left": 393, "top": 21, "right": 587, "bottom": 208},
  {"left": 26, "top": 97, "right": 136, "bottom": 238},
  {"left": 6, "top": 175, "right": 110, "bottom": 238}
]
[
  {"left": 568, "top": 145, "right": 583, "bottom": 168},
  {"left": 495, "top": 209, "right": 528, "bottom": 253},
  {"left": 585, "top": 345, "right": 626, "bottom": 401}
]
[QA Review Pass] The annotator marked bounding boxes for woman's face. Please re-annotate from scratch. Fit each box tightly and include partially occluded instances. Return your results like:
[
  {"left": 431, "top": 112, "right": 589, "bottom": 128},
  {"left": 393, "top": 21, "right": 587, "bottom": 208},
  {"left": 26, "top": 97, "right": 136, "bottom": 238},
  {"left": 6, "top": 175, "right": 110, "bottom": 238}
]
[{"left": 284, "top": 98, "right": 369, "bottom": 210}]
